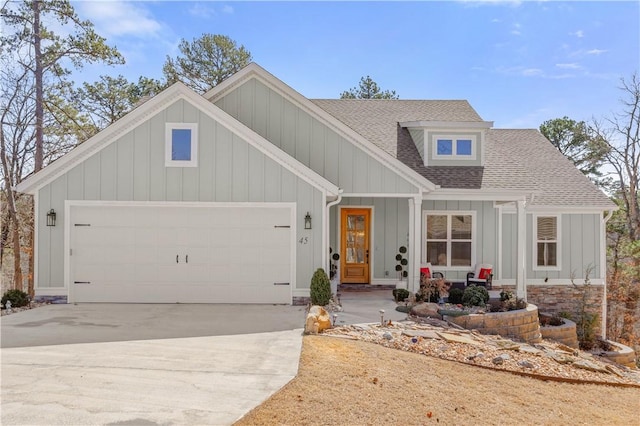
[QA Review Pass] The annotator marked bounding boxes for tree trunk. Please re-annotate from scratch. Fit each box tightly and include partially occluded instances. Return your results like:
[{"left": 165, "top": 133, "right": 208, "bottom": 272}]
[
  {"left": 1, "top": 111, "right": 24, "bottom": 291},
  {"left": 34, "top": 0, "right": 44, "bottom": 172},
  {"left": 27, "top": 201, "right": 35, "bottom": 298}
]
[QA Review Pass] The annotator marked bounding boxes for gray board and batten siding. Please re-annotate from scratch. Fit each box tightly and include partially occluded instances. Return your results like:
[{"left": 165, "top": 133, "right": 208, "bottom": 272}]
[
  {"left": 37, "top": 98, "right": 324, "bottom": 291},
  {"left": 501, "top": 212, "right": 601, "bottom": 280},
  {"left": 213, "top": 78, "right": 420, "bottom": 195}
]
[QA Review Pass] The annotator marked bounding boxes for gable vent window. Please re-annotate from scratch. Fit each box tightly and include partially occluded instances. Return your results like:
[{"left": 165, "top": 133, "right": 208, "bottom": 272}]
[
  {"left": 433, "top": 136, "right": 476, "bottom": 160},
  {"left": 165, "top": 123, "right": 198, "bottom": 167},
  {"left": 535, "top": 215, "right": 560, "bottom": 269}
]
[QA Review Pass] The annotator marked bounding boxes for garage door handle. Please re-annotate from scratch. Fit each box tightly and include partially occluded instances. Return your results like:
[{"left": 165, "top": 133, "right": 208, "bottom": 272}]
[
  {"left": 74, "top": 281, "right": 91, "bottom": 284},
  {"left": 273, "top": 282, "right": 290, "bottom": 286},
  {"left": 185, "top": 255, "right": 188, "bottom": 263},
  {"left": 176, "top": 255, "right": 179, "bottom": 264}
]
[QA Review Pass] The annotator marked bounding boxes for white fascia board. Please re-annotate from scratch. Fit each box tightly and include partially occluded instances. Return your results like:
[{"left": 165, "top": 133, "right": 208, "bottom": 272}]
[
  {"left": 425, "top": 188, "right": 531, "bottom": 202},
  {"left": 400, "top": 120, "right": 494, "bottom": 129},
  {"left": 180, "top": 88, "right": 340, "bottom": 197},
  {"left": 527, "top": 205, "right": 618, "bottom": 214},
  {"left": 15, "top": 82, "right": 192, "bottom": 195},
  {"left": 205, "top": 63, "right": 437, "bottom": 192}
]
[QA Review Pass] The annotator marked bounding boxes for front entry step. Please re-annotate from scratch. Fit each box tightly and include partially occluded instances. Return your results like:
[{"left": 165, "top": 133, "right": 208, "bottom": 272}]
[{"left": 339, "top": 284, "right": 396, "bottom": 292}]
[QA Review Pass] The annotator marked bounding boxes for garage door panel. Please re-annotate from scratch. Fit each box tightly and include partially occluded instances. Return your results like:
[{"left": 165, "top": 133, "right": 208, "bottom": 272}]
[
  {"left": 259, "top": 208, "right": 291, "bottom": 226},
  {"left": 71, "top": 205, "right": 293, "bottom": 304}
]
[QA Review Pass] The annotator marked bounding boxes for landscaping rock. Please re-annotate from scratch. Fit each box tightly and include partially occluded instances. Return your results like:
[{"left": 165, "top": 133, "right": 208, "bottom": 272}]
[
  {"left": 518, "top": 345, "right": 542, "bottom": 355},
  {"left": 383, "top": 332, "right": 393, "bottom": 340},
  {"left": 437, "top": 331, "right": 483, "bottom": 346},
  {"left": 402, "top": 329, "right": 440, "bottom": 340},
  {"left": 573, "top": 360, "right": 611, "bottom": 374},
  {"left": 305, "top": 305, "right": 331, "bottom": 334},
  {"left": 492, "top": 356, "right": 505, "bottom": 365},
  {"left": 410, "top": 302, "right": 440, "bottom": 318},
  {"left": 518, "top": 360, "right": 536, "bottom": 369}
]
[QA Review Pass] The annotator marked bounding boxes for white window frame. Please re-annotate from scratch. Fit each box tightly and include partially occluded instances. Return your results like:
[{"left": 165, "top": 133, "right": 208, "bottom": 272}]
[
  {"left": 165, "top": 123, "right": 198, "bottom": 167},
  {"left": 432, "top": 135, "right": 477, "bottom": 160},
  {"left": 533, "top": 214, "right": 561, "bottom": 271},
  {"left": 422, "top": 210, "right": 476, "bottom": 270}
]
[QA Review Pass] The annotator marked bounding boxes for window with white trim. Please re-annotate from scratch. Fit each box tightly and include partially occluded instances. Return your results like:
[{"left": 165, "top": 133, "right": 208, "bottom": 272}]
[
  {"left": 535, "top": 215, "right": 559, "bottom": 268},
  {"left": 165, "top": 123, "right": 198, "bottom": 167},
  {"left": 432, "top": 135, "right": 476, "bottom": 160},
  {"left": 423, "top": 212, "right": 475, "bottom": 267}
]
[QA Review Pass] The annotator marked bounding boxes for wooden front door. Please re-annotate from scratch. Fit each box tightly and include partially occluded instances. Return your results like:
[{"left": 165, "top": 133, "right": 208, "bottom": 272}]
[{"left": 340, "top": 208, "right": 371, "bottom": 284}]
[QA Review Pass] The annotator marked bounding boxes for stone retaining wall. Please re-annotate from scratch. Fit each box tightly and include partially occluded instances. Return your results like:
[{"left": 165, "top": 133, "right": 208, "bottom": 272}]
[
  {"left": 597, "top": 341, "right": 637, "bottom": 369},
  {"left": 444, "top": 304, "right": 542, "bottom": 344},
  {"left": 540, "top": 317, "right": 579, "bottom": 348},
  {"left": 491, "top": 284, "right": 605, "bottom": 338}
]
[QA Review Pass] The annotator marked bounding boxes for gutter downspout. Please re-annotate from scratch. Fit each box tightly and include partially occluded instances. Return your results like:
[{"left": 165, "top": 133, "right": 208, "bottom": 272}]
[
  {"left": 325, "top": 189, "right": 343, "bottom": 274},
  {"left": 601, "top": 209, "right": 614, "bottom": 338}
]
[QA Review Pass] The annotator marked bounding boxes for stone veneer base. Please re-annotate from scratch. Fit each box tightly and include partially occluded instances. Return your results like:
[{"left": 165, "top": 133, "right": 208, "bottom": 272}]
[{"left": 34, "top": 295, "right": 68, "bottom": 304}]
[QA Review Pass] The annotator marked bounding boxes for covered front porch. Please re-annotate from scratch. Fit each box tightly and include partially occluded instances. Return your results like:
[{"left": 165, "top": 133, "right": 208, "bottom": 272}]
[{"left": 326, "top": 190, "right": 530, "bottom": 299}]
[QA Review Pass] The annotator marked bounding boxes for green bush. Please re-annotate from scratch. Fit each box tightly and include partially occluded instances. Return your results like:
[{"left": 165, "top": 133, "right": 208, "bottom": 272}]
[
  {"left": 462, "top": 285, "right": 489, "bottom": 307},
  {"left": 447, "top": 287, "right": 464, "bottom": 304},
  {"left": 310, "top": 268, "right": 331, "bottom": 306},
  {"left": 499, "top": 290, "right": 513, "bottom": 302},
  {"left": 392, "top": 288, "right": 410, "bottom": 302},
  {"left": 2, "top": 289, "right": 30, "bottom": 308}
]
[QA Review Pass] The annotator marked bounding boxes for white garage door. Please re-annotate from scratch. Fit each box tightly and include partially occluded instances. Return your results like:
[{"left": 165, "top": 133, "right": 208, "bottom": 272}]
[{"left": 70, "top": 204, "right": 293, "bottom": 304}]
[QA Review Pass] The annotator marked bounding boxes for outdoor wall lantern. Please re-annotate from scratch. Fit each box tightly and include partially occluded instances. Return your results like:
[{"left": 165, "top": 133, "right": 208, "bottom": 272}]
[
  {"left": 46, "top": 209, "right": 57, "bottom": 227},
  {"left": 304, "top": 212, "right": 312, "bottom": 230}
]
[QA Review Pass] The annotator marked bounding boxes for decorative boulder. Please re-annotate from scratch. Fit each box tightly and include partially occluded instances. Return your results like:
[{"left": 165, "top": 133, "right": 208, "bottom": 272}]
[
  {"left": 305, "top": 305, "right": 331, "bottom": 334},
  {"left": 410, "top": 302, "right": 441, "bottom": 318}
]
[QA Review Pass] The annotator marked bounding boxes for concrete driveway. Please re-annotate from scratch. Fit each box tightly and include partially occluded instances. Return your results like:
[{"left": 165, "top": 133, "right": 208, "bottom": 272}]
[
  {"left": 1, "top": 290, "right": 404, "bottom": 425},
  {"left": 1, "top": 304, "right": 306, "bottom": 426}
]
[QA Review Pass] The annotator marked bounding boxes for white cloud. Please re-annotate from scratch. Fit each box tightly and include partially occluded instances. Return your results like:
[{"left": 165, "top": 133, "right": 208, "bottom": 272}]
[
  {"left": 497, "top": 66, "right": 543, "bottom": 77},
  {"left": 521, "top": 68, "right": 543, "bottom": 77},
  {"left": 555, "top": 63, "right": 581, "bottom": 69},
  {"left": 458, "top": 0, "right": 522, "bottom": 8},
  {"left": 188, "top": 3, "right": 216, "bottom": 19},
  {"left": 570, "top": 30, "right": 585, "bottom": 38},
  {"left": 76, "top": 1, "right": 162, "bottom": 38},
  {"left": 222, "top": 5, "right": 234, "bottom": 14},
  {"left": 569, "top": 48, "right": 608, "bottom": 58}
]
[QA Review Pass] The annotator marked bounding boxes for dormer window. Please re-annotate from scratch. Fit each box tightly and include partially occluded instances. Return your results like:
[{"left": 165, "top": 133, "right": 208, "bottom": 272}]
[{"left": 433, "top": 136, "right": 476, "bottom": 160}]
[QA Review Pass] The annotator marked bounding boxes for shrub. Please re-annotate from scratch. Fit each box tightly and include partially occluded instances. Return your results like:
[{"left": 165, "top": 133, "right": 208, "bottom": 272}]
[
  {"left": 392, "top": 288, "right": 410, "bottom": 302},
  {"left": 2, "top": 289, "right": 30, "bottom": 308},
  {"left": 447, "top": 288, "right": 464, "bottom": 304},
  {"left": 310, "top": 268, "right": 331, "bottom": 306},
  {"left": 499, "top": 290, "right": 513, "bottom": 302},
  {"left": 462, "top": 285, "right": 489, "bottom": 307}
]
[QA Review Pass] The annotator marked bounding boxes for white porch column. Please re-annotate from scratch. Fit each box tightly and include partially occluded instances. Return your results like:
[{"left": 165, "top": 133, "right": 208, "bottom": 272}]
[
  {"left": 409, "top": 196, "right": 422, "bottom": 293},
  {"left": 516, "top": 200, "right": 527, "bottom": 300}
]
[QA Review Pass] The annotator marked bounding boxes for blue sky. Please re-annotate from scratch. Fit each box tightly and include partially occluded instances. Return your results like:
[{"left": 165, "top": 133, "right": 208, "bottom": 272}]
[{"left": 72, "top": 1, "right": 639, "bottom": 129}]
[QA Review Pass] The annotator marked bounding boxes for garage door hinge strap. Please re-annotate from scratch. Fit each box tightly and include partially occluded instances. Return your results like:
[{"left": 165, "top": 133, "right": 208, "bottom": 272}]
[
  {"left": 74, "top": 281, "right": 91, "bottom": 284},
  {"left": 74, "top": 223, "right": 91, "bottom": 226},
  {"left": 274, "top": 225, "right": 290, "bottom": 228},
  {"left": 273, "top": 282, "right": 290, "bottom": 286}
]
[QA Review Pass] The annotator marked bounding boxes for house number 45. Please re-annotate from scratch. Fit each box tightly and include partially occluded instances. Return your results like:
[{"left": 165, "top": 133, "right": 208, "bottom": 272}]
[{"left": 299, "top": 237, "right": 309, "bottom": 245}]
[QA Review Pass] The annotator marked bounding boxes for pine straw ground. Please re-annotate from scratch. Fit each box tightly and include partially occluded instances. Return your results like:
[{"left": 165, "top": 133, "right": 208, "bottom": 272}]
[{"left": 235, "top": 336, "right": 640, "bottom": 426}]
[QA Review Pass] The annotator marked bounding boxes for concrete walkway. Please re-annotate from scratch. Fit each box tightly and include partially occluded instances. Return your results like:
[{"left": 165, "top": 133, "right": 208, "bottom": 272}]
[{"left": 1, "top": 289, "right": 404, "bottom": 425}]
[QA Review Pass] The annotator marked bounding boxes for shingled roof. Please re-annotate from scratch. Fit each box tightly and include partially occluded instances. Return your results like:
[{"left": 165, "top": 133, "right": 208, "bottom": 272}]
[{"left": 311, "top": 99, "right": 614, "bottom": 208}]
